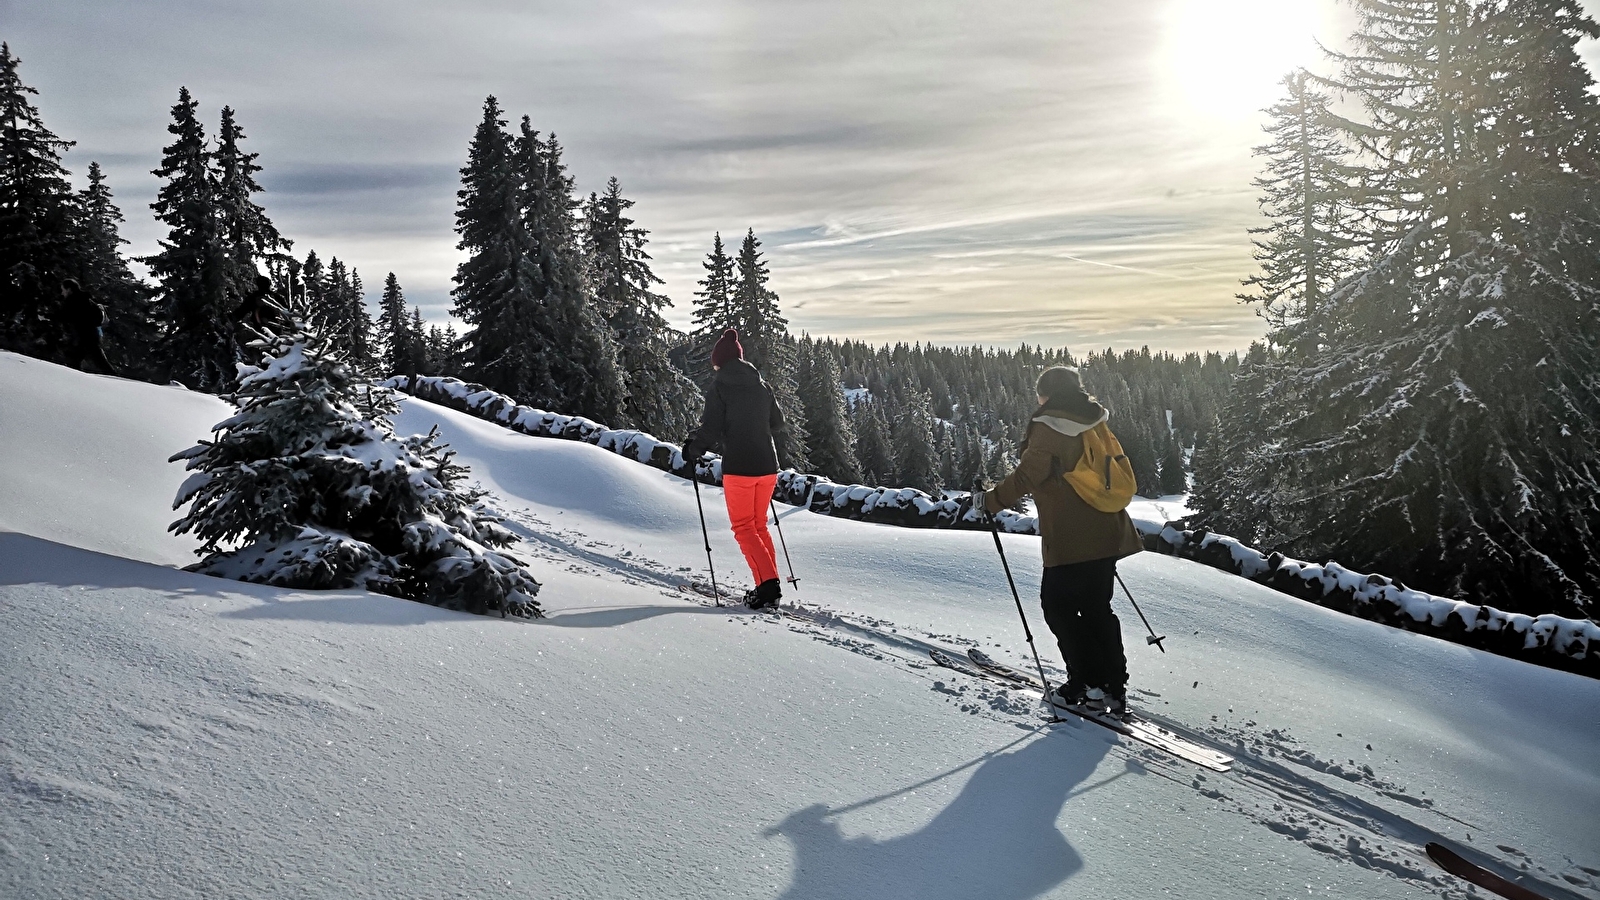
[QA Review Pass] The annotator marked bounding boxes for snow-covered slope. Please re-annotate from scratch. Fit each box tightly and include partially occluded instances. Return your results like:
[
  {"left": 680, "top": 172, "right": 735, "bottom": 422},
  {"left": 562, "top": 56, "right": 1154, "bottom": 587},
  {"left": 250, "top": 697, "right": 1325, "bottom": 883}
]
[
  {"left": 3, "top": 351, "right": 1597, "bottom": 900},
  {"left": 0, "top": 353, "right": 224, "bottom": 566}
]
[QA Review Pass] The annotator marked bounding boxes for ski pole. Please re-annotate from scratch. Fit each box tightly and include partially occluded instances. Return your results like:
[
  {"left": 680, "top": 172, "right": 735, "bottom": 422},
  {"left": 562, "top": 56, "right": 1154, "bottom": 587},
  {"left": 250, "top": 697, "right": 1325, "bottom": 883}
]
[
  {"left": 1115, "top": 572, "right": 1166, "bottom": 652},
  {"left": 985, "top": 511, "right": 1062, "bottom": 721},
  {"left": 690, "top": 466, "right": 721, "bottom": 606},
  {"left": 770, "top": 499, "right": 799, "bottom": 589}
]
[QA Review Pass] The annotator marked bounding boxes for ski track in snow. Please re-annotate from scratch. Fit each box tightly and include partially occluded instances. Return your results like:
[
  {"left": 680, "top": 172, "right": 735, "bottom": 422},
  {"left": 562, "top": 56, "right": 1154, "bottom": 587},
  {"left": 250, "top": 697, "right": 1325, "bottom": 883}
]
[{"left": 490, "top": 499, "right": 1596, "bottom": 900}]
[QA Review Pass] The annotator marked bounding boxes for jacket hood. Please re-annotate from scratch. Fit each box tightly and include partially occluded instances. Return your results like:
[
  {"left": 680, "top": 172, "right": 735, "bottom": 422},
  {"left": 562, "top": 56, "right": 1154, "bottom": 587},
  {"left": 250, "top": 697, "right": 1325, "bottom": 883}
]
[{"left": 1033, "top": 404, "right": 1107, "bottom": 437}]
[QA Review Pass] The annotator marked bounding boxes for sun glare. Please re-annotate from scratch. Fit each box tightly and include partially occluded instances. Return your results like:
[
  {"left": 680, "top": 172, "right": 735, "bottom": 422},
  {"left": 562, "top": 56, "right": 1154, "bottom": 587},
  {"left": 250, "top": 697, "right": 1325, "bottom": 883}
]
[{"left": 1160, "top": 0, "right": 1328, "bottom": 122}]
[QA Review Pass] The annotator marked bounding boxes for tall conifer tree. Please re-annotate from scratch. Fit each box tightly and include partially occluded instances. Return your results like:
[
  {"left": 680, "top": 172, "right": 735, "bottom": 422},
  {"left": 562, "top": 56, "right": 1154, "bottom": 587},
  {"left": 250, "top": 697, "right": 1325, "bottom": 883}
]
[
  {"left": 519, "top": 125, "right": 627, "bottom": 423},
  {"left": 214, "top": 106, "right": 288, "bottom": 283},
  {"left": 146, "top": 87, "right": 235, "bottom": 391},
  {"left": 452, "top": 98, "right": 549, "bottom": 402},
  {"left": 342, "top": 265, "right": 374, "bottom": 370},
  {"left": 796, "top": 336, "right": 860, "bottom": 483},
  {"left": 893, "top": 388, "right": 941, "bottom": 494},
  {"left": 377, "top": 272, "right": 418, "bottom": 376},
  {"left": 1239, "top": 71, "right": 1364, "bottom": 349},
  {"left": 0, "top": 42, "right": 82, "bottom": 353},
  {"left": 582, "top": 177, "right": 702, "bottom": 439},
  {"left": 78, "top": 161, "right": 154, "bottom": 373},
  {"left": 728, "top": 228, "right": 807, "bottom": 468},
  {"left": 688, "top": 232, "right": 735, "bottom": 386},
  {"left": 852, "top": 397, "right": 895, "bottom": 486}
]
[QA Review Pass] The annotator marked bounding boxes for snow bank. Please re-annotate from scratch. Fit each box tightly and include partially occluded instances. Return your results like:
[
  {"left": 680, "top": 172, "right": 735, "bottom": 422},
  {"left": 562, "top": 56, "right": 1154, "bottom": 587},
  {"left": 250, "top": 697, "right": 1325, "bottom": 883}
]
[
  {"left": 387, "top": 375, "right": 1598, "bottom": 676},
  {"left": 0, "top": 352, "right": 226, "bottom": 566}
]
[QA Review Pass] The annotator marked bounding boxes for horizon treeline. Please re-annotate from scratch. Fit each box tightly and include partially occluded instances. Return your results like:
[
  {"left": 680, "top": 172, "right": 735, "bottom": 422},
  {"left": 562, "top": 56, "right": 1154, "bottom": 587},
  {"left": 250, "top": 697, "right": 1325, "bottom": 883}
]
[{"left": 1194, "top": 0, "right": 1600, "bottom": 619}]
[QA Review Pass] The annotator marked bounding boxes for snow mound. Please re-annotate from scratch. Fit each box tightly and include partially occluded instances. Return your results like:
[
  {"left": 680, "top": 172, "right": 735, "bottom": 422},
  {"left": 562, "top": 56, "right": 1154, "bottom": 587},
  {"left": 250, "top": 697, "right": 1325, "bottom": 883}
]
[{"left": 0, "top": 351, "right": 228, "bottom": 566}]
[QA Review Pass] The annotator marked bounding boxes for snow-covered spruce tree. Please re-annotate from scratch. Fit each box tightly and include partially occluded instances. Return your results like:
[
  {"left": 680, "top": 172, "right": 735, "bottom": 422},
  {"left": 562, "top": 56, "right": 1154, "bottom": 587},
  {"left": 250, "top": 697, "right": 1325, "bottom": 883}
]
[
  {"left": 518, "top": 123, "right": 628, "bottom": 424},
  {"left": 1208, "top": 0, "right": 1600, "bottom": 617},
  {"left": 796, "top": 336, "right": 860, "bottom": 483},
  {"left": 852, "top": 396, "right": 895, "bottom": 485},
  {"left": 76, "top": 161, "right": 157, "bottom": 375},
  {"left": 145, "top": 88, "right": 236, "bottom": 391},
  {"left": 452, "top": 98, "right": 553, "bottom": 404},
  {"left": 0, "top": 42, "right": 81, "bottom": 356},
  {"left": 729, "top": 229, "right": 808, "bottom": 469},
  {"left": 893, "top": 388, "right": 940, "bottom": 494},
  {"left": 169, "top": 296, "right": 541, "bottom": 617},
  {"left": 582, "top": 177, "right": 703, "bottom": 441},
  {"left": 687, "top": 232, "right": 736, "bottom": 389},
  {"left": 1238, "top": 71, "right": 1365, "bottom": 350}
]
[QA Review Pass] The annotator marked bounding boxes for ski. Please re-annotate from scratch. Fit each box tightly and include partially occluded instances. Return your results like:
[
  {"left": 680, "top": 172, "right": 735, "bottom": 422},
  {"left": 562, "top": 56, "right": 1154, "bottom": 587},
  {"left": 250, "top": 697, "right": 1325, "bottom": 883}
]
[
  {"left": 928, "top": 648, "right": 989, "bottom": 679},
  {"left": 678, "top": 580, "right": 744, "bottom": 603},
  {"left": 957, "top": 648, "right": 1234, "bottom": 772},
  {"left": 677, "top": 582, "right": 804, "bottom": 620},
  {"left": 1425, "top": 842, "right": 1553, "bottom": 900}
]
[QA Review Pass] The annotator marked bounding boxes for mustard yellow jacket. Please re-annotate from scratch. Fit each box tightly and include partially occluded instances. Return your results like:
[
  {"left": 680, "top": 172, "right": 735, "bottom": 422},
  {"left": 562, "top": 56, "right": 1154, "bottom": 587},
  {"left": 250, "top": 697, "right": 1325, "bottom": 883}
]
[{"left": 984, "top": 406, "right": 1145, "bottom": 568}]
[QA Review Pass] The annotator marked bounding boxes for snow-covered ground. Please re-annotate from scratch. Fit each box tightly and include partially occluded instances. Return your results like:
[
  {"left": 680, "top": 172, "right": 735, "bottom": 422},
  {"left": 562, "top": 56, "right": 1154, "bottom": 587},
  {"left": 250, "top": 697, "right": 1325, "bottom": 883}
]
[{"left": 3, "top": 350, "right": 1598, "bottom": 900}]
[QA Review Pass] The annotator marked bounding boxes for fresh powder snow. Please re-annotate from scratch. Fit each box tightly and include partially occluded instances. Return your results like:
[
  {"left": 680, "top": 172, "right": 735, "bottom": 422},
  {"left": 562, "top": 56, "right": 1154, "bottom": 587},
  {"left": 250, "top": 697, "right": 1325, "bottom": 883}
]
[{"left": 3, "top": 350, "right": 1598, "bottom": 900}]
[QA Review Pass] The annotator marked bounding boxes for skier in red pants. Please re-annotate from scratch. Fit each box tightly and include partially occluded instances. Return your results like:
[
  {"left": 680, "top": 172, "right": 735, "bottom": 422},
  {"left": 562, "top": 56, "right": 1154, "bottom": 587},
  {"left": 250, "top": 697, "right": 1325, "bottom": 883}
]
[{"left": 681, "top": 328, "right": 787, "bottom": 609}]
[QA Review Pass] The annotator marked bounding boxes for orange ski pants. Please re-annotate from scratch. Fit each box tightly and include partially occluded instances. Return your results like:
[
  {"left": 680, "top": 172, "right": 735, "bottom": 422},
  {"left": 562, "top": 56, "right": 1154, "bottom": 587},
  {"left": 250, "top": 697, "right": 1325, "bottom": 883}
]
[{"left": 723, "top": 473, "right": 779, "bottom": 584}]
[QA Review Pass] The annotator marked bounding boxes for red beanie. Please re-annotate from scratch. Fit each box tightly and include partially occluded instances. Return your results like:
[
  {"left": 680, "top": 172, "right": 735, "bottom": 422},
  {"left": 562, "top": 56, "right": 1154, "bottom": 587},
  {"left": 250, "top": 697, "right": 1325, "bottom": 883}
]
[{"left": 711, "top": 328, "right": 743, "bottom": 368}]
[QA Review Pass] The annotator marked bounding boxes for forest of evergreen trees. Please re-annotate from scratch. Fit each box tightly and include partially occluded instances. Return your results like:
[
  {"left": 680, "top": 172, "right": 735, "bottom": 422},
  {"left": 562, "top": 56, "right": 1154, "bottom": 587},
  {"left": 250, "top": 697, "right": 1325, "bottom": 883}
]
[{"left": 7, "top": 0, "right": 1597, "bottom": 622}]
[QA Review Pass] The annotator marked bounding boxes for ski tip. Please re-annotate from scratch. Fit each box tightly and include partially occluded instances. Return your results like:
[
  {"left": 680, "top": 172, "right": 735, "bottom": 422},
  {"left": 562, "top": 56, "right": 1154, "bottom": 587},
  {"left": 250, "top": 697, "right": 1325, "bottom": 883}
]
[{"left": 1425, "top": 842, "right": 1556, "bottom": 900}]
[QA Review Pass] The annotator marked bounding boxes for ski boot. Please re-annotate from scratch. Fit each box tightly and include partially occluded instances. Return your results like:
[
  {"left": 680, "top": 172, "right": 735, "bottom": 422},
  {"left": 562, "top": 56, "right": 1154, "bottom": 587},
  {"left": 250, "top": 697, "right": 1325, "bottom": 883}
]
[
  {"left": 1083, "top": 685, "right": 1128, "bottom": 718},
  {"left": 746, "top": 578, "right": 782, "bottom": 610},
  {"left": 1047, "top": 680, "right": 1090, "bottom": 710}
]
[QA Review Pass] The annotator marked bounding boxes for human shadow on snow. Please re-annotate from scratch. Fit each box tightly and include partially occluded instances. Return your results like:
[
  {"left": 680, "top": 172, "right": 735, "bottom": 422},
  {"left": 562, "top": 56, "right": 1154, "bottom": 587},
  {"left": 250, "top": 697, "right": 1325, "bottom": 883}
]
[{"left": 768, "top": 728, "right": 1117, "bottom": 900}]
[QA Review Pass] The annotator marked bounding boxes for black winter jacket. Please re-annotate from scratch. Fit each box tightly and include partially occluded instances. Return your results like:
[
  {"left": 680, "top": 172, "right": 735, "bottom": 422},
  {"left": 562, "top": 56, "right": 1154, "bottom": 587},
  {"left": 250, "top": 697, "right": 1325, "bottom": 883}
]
[
  {"left": 684, "top": 358, "right": 784, "bottom": 476},
  {"left": 63, "top": 291, "right": 104, "bottom": 337}
]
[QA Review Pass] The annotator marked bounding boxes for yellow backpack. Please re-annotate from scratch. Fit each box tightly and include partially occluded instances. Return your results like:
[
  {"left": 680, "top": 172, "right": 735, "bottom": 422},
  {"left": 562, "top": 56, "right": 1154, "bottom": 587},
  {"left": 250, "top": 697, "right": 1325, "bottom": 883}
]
[{"left": 1063, "top": 422, "right": 1137, "bottom": 512}]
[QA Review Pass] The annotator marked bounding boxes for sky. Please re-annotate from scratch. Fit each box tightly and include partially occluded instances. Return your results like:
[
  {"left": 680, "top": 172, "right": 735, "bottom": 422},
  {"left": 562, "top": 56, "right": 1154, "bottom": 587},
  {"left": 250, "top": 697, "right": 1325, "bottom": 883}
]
[{"left": 6, "top": 0, "right": 1599, "bottom": 353}]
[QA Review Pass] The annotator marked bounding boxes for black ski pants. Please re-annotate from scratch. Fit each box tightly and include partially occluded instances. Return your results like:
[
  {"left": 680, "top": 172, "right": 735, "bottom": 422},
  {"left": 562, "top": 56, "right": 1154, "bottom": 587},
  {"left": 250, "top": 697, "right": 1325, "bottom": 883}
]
[
  {"left": 70, "top": 328, "right": 114, "bottom": 375},
  {"left": 1040, "top": 557, "right": 1127, "bottom": 691}
]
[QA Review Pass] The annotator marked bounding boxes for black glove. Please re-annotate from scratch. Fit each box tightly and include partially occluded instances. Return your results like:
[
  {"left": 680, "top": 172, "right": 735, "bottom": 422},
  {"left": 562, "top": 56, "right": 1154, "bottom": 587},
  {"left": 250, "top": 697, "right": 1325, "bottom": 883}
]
[{"left": 680, "top": 439, "right": 704, "bottom": 461}]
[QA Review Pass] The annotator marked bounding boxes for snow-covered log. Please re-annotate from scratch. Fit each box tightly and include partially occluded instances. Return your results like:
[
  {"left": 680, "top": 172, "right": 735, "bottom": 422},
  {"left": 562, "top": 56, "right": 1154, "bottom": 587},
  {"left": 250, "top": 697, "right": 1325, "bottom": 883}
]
[{"left": 1145, "top": 525, "right": 1599, "bottom": 678}]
